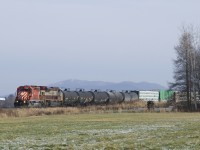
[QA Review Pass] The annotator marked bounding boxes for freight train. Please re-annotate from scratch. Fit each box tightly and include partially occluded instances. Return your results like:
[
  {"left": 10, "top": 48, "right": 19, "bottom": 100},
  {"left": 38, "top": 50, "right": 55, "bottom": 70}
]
[{"left": 14, "top": 85, "right": 174, "bottom": 107}]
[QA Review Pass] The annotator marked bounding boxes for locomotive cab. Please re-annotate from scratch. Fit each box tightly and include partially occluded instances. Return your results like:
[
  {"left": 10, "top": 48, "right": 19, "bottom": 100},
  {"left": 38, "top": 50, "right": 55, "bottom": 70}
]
[
  {"left": 14, "top": 86, "right": 32, "bottom": 107},
  {"left": 14, "top": 85, "right": 47, "bottom": 107}
]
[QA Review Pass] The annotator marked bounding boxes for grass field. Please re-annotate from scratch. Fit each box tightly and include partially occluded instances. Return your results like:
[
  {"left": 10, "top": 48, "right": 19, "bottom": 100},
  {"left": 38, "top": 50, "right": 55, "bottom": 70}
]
[{"left": 0, "top": 112, "right": 200, "bottom": 149}]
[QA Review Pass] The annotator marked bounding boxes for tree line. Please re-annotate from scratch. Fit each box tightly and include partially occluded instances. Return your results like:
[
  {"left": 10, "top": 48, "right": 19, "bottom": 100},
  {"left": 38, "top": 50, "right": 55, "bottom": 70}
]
[
  {"left": 0, "top": 94, "right": 15, "bottom": 108},
  {"left": 171, "top": 25, "right": 200, "bottom": 111}
]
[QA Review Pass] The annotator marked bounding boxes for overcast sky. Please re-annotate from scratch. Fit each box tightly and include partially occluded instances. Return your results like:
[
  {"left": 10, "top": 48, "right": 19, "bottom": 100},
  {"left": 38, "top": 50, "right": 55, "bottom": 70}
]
[{"left": 0, "top": 0, "right": 200, "bottom": 95}]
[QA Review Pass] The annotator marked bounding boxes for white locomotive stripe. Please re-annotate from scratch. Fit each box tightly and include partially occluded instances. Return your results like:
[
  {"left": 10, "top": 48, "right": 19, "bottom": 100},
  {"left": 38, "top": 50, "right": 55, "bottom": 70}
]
[{"left": 18, "top": 91, "right": 29, "bottom": 100}]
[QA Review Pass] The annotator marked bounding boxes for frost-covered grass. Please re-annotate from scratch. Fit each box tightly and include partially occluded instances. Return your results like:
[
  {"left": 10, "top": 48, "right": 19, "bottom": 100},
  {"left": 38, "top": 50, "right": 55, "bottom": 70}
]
[{"left": 0, "top": 113, "right": 200, "bottom": 149}]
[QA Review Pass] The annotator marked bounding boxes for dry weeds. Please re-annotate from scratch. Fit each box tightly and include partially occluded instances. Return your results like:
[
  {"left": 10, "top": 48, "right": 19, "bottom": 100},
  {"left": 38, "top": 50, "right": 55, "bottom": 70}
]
[{"left": 0, "top": 101, "right": 171, "bottom": 118}]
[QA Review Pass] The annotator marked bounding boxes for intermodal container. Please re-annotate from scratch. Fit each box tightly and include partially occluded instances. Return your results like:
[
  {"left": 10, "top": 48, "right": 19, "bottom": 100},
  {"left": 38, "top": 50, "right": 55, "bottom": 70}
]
[{"left": 159, "top": 90, "right": 174, "bottom": 101}]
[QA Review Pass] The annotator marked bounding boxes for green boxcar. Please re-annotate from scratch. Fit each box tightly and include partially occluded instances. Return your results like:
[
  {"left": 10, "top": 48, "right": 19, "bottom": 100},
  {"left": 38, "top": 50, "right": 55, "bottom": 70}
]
[{"left": 159, "top": 90, "right": 174, "bottom": 101}]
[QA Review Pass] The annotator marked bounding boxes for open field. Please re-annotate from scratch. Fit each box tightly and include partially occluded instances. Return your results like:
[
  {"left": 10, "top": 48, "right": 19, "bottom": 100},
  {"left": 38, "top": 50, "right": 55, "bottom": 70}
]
[{"left": 0, "top": 113, "right": 200, "bottom": 149}]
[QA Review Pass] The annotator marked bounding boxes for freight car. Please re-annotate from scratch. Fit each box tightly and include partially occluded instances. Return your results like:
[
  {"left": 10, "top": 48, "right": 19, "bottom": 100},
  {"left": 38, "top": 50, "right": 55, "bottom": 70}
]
[
  {"left": 92, "top": 90, "right": 109, "bottom": 104},
  {"left": 77, "top": 89, "right": 94, "bottom": 105},
  {"left": 135, "top": 90, "right": 159, "bottom": 101},
  {"left": 106, "top": 90, "right": 124, "bottom": 104},
  {"left": 122, "top": 90, "right": 139, "bottom": 102},
  {"left": 63, "top": 89, "right": 79, "bottom": 106}
]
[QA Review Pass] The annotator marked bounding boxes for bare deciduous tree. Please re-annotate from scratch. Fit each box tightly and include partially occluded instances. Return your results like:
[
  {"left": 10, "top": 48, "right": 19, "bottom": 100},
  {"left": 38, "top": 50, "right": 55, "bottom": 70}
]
[
  {"left": 171, "top": 25, "right": 200, "bottom": 111},
  {"left": 3, "top": 94, "right": 15, "bottom": 108}
]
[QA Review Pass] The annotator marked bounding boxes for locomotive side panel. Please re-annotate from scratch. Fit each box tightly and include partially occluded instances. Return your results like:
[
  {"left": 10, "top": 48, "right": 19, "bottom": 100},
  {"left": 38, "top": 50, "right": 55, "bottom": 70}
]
[
  {"left": 44, "top": 87, "right": 64, "bottom": 106},
  {"left": 31, "top": 86, "right": 41, "bottom": 100}
]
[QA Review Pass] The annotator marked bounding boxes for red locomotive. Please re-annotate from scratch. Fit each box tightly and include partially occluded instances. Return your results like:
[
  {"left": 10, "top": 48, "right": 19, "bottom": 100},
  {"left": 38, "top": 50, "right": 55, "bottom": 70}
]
[
  {"left": 14, "top": 85, "right": 64, "bottom": 107},
  {"left": 14, "top": 85, "right": 47, "bottom": 107}
]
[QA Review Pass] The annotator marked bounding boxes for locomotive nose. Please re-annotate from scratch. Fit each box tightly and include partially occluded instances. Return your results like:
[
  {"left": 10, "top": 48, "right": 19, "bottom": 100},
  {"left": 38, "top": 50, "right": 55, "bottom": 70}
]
[{"left": 18, "top": 91, "right": 29, "bottom": 100}]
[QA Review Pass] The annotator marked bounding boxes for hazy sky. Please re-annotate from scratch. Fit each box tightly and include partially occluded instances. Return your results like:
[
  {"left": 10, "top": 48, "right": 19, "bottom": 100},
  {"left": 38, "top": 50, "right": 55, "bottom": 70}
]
[{"left": 0, "top": 0, "right": 200, "bottom": 95}]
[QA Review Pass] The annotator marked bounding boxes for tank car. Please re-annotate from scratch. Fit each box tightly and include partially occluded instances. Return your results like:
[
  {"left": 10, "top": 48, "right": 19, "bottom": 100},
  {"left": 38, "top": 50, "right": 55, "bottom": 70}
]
[
  {"left": 76, "top": 89, "right": 94, "bottom": 105},
  {"left": 63, "top": 89, "right": 79, "bottom": 106},
  {"left": 93, "top": 90, "right": 109, "bottom": 104},
  {"left": 121, "top": 91, "right": 131, "bottom": 102},
  {"left": 128, "top": 91, "right": 139, "bottom": 101},
  {"left": 107, "top": 90, "right": 124, "bottom": 104}
]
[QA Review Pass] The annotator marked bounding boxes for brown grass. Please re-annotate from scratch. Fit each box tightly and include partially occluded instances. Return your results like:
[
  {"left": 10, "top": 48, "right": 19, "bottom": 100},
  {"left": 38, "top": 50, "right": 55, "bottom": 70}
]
[{"left": 0, "top": 100, "right": 171, "bottom": 118}]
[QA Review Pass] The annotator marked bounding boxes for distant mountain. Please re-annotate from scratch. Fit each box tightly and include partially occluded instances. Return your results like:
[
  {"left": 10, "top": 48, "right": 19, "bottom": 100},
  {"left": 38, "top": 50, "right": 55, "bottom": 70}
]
[{"left": 49, "top": 79, "right": 167, "bottom": 91}]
